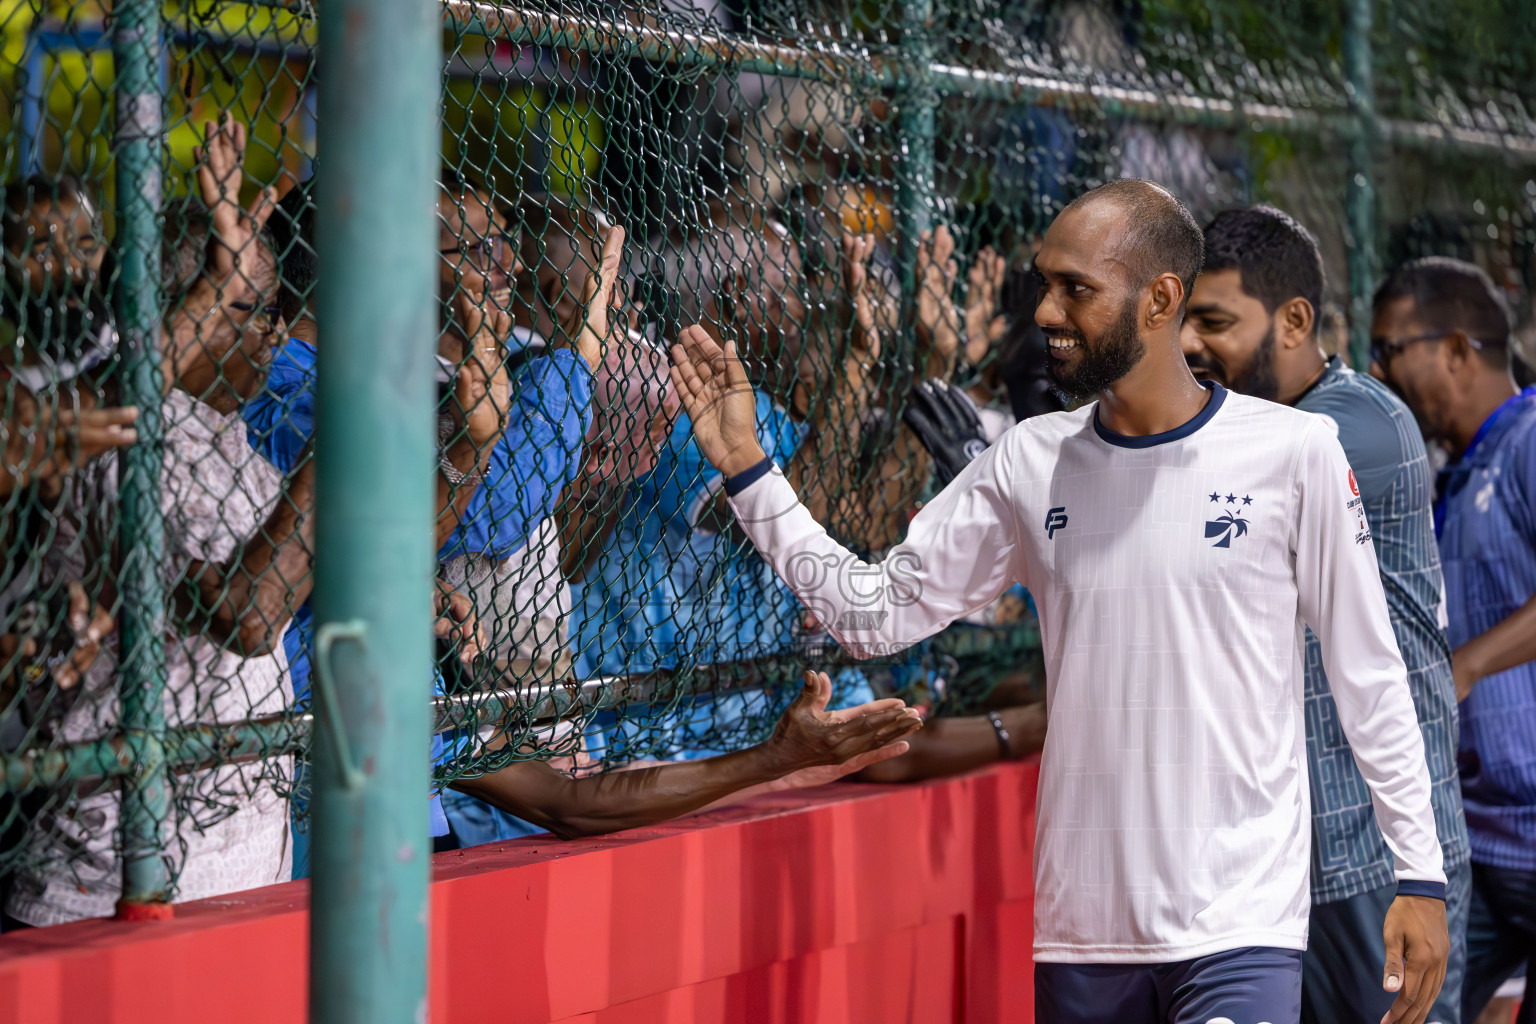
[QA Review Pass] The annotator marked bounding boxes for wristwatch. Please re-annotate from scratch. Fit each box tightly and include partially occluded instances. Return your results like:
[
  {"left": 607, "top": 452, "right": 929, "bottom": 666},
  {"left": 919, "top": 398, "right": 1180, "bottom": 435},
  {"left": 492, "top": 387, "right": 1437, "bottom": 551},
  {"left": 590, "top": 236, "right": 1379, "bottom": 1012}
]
[{"left": 987, "top": 711, "right": 1018, "bottom": 761}]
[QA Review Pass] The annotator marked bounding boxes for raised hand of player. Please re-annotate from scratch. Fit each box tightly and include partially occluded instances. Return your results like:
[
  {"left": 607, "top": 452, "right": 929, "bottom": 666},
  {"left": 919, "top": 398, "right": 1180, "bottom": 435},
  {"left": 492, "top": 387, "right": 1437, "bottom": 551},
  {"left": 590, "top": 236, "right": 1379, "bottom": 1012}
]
[
  {"left": 759, "top": 670, "right": 922, "bottom": 776},
  {"left": 433, "top": 579, "right": 486, "bottom": 666},
  {"left": 1380, "top": 894, "right": 1449, "bottom": 1024},
  {"left": 669, "top": 323, "right": 766, "bottom": 478}
]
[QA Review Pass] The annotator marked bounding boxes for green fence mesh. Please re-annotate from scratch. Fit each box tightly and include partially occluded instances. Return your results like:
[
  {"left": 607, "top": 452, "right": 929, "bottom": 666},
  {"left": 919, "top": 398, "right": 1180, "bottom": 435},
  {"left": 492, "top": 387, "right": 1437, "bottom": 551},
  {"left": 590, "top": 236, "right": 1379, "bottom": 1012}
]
[{"left": 0, "top": 0, "right": 1532, "bottom": 921}]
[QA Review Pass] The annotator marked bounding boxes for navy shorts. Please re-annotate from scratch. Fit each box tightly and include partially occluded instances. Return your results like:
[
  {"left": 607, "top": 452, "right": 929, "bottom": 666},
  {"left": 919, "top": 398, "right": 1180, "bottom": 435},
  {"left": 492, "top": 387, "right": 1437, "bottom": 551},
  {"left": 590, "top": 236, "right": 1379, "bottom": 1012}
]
[{"left": 1036, "top": 946, "right": 1303, "bottom": 1024}]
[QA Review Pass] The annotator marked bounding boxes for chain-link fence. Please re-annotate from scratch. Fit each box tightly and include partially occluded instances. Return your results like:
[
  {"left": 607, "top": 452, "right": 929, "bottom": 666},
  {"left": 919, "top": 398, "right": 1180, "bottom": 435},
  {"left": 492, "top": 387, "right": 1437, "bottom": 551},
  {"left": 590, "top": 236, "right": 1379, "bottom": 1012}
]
[{"left": 0, "top": 0, "right": 1533, "bottom": 929}]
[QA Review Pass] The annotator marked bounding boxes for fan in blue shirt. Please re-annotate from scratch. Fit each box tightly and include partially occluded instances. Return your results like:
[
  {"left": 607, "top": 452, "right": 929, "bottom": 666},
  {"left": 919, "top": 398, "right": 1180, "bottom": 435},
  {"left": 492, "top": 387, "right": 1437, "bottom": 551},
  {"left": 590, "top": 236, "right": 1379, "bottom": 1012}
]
[{"left": 1371, "top": 256, "right": 1536, "bottom": 1024}]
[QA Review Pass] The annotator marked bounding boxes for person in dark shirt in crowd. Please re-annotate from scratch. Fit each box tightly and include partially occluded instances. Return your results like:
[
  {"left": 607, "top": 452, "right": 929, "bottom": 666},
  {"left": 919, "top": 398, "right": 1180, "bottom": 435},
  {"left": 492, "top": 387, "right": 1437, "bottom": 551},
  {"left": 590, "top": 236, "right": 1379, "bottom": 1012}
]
[
  {"left": 1369, "top": 257, "right": 1536, "bottom": 1024},
  {"left": 1181, "top": 206, "right": 1470, "bottom": 1024}
]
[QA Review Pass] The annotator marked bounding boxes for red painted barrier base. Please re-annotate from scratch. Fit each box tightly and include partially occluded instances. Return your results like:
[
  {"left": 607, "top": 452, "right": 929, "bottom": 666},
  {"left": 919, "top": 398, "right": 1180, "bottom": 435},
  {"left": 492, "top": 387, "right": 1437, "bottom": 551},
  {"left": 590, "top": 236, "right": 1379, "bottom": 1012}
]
[{"left": 0, "top": 760, "right": 1039, "bottom": 1024}]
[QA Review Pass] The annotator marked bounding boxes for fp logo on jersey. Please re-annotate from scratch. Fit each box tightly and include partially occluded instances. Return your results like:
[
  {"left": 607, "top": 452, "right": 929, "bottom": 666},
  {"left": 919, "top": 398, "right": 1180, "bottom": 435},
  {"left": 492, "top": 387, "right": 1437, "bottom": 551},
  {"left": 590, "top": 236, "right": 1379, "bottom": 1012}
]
[{"left": 1045, "top": 506, "right": 1068, "bottom": 540}]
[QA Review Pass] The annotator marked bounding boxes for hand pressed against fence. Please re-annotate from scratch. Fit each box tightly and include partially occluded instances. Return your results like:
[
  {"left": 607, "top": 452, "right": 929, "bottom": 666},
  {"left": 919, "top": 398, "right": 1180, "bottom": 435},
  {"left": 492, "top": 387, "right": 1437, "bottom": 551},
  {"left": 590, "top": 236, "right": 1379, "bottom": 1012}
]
[
  {"left": 0, "top": 395, "right": 138, "bottom": 498},
  {"left": 0, "top": 581, "right": 114, "bottom": 706},
  {"left": 449, "top": 670, "right": 920, "bottom": 841}
]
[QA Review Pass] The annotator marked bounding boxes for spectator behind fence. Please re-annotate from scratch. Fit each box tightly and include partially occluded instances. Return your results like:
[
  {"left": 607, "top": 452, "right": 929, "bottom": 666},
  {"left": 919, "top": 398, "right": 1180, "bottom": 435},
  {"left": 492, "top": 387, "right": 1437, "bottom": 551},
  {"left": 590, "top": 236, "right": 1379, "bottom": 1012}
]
[
  {"left": 436, "top": 195, "right": 680, "bottom": 847},
  {"left": 1369, "top": 257, "right": 1536, "bottom": 1024},
  {"left": 419, "top": 196, "right": 926, "bottom": 846},
  {"left": 0, "top": 178, "right": 148, "bottom": 505},
  {"left": 245, "top": 167, "right": 561, "bottom": 870},
  {"left": 567, "top": 209, "right": 885, "bottom": 760},
  {"left": 1182, "top": 208, "right": 1470, "bottom": 1024},
  {"left": 1, "top": 118, "right": 319, "bottom": 927}
]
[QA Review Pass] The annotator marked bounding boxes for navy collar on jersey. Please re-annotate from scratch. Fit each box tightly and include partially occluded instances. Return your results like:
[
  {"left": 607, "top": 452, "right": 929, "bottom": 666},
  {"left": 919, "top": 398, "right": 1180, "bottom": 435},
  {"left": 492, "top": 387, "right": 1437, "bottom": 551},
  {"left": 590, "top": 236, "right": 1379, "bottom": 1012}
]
[{"left": 1093, "top": 380, "right": 1227, "bottom": 449}]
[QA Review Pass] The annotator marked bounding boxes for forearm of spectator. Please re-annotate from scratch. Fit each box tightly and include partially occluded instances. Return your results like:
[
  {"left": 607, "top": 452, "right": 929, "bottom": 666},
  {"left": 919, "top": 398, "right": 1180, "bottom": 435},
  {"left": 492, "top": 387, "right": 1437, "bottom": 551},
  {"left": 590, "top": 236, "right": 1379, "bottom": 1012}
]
[
  {"left": 853, "top": 703, "right": 1044, "bottom": 783},
  {"left": 556, "top": 476, "right": 627, "bottom": 583},
  {"left": 434, "top": 435, "right": 491, "bottom": 550},
  {"left": 1454, "top": 592, "right": 1536, "bottom": 701},
  {"left": 178, "top": 456, "right": 317, "bottom": 656},
  {"left": 456, "top": 671, "right": 919, "bottom": 838},
  {"left": 451, "top": 743, "right": 801, "bottom": 840}
]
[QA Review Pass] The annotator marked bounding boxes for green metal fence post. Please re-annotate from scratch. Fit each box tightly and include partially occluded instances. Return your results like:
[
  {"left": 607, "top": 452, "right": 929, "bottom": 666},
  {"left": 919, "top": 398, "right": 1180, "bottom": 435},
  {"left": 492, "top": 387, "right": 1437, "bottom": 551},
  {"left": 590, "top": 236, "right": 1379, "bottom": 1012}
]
[
  {"left": 1344, "top": 0, "right": 1378, "bottom": 371},
  {"left": 310, "top": 0, "right": 440, "bottom": 1018},
  {"left": 895, "top": 0, "right": 937, "bottom": 363},
  {"left": 111, "top": 0, "right": 171, "bottom": 918}
]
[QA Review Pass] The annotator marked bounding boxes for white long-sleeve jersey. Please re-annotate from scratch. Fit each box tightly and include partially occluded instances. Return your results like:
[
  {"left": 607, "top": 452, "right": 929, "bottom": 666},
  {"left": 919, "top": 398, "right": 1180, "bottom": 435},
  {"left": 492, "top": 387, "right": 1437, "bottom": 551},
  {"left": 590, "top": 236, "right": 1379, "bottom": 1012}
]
[{"left": 727, "top": 383, "right": 1445, "bottom": 963}]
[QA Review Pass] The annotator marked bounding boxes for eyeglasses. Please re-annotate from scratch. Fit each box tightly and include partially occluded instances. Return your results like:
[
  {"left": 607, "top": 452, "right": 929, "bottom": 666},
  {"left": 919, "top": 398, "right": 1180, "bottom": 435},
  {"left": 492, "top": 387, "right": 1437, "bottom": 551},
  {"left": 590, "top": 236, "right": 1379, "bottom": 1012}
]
[
  {"left": 1368, "top": 330, "right": 1483, "bottom": 369},
  {"left": 438, "top": 233, "right": 514, "bottom": 269},
  {"left": 229, "top": 300, "right": 283, "bottom": 330}
]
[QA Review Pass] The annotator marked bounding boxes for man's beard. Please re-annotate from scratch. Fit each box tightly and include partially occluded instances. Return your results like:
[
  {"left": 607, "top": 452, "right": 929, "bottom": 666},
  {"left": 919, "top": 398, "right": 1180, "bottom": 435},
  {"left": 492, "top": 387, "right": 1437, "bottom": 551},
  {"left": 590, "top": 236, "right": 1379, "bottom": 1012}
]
[
  {"left": 1045, "top": 296, "right": 1145, "bottom": 401},
  {"left": 1187, "top": 324, "right": 1279, "bottom": 401}
]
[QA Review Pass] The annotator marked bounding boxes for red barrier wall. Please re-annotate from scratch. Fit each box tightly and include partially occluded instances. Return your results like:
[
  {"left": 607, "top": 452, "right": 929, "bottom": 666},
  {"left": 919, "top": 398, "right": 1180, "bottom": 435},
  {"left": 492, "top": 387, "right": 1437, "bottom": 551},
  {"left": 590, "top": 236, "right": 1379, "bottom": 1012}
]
[{"left": 0, "top": 759, "right": 1039, "bottom": 1024}]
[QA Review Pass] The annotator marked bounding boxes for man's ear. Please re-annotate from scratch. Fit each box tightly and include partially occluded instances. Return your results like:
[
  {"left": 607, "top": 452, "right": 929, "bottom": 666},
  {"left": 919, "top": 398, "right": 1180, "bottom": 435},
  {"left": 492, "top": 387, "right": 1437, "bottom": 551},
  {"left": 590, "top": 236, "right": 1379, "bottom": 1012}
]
[
  {"left": 1445, "top": 329, "right": 1484, "bottom": 370},
  {"left": 1145, "top": 272, "right": 1185, "bottom": 330},
  {"left": 1277, "top": 297, "right": 1316, "bottom": 350}
]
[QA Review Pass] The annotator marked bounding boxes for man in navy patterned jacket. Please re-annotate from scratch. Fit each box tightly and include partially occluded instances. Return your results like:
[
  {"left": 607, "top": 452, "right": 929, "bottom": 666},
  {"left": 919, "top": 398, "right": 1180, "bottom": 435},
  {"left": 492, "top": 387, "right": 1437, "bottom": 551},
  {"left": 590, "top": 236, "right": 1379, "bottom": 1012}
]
[{"left": 1181, "top": 206, "right": 1471, "bottom": 1024}]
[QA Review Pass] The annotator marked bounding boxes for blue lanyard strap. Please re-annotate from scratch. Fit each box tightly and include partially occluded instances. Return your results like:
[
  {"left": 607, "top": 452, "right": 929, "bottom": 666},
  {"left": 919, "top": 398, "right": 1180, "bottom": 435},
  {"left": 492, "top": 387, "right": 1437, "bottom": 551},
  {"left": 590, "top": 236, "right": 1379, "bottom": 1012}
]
[{"left": 1436, "top": 387, "right": 1536, "bottom": 536}]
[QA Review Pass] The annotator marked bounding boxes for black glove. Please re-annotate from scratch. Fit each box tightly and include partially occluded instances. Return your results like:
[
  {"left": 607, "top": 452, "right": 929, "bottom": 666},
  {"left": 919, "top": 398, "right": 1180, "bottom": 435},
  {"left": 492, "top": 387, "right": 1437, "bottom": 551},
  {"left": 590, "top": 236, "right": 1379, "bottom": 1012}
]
[{"left": 902, "top": 378, "right": 989, "bottom": 487}]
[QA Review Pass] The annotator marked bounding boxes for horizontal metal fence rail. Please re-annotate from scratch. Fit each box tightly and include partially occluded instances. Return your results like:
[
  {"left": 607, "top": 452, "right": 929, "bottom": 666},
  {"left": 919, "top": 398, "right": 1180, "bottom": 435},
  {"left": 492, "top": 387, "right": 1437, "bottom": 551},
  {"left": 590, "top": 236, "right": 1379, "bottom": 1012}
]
[{"left": 240, "top": 0, "right": 1536, "bottom": 159}]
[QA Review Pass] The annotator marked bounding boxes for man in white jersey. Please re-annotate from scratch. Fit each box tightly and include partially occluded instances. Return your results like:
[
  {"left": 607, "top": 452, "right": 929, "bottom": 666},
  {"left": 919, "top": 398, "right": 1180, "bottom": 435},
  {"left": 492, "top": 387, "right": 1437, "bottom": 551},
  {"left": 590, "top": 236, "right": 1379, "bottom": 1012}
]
[{"left": 668, "top": 179, "right": 1450, "bottom": 1024}]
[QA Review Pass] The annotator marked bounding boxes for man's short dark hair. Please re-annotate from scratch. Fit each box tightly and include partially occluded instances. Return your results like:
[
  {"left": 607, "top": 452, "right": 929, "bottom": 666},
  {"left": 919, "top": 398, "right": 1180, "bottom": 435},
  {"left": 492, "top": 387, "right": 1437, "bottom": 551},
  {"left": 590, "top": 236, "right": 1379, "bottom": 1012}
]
[
  {"left": 1202, "top": 206, "right": 1324, "bottom": 334},
  {"left": 1061, "top": 178, "right": 1204, "bottom": 307},
  {"left": 1373, "top": 256, "right": 1511, "bottom": 365},
  {"left": 267, "top": 176, "right": 316, "bottom": 323}
]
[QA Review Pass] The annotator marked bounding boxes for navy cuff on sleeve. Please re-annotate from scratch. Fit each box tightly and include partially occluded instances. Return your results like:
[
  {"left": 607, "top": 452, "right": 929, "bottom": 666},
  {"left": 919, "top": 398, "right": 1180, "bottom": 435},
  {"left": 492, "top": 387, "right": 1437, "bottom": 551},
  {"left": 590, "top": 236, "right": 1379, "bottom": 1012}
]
[
  {"left": 1396, "top": 880, "right": 1446, "bottom": 901},
  {"left": 724, "top": 455, "right": 774, "bottom": 497}
]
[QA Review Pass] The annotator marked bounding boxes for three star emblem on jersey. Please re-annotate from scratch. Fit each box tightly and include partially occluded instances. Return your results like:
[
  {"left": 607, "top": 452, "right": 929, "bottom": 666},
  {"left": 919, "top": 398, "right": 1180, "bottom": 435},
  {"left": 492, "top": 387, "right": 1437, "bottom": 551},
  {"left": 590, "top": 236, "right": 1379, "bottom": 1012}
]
[{"left": 1204, "top": 490, "right": 1252, "bottom": 547}]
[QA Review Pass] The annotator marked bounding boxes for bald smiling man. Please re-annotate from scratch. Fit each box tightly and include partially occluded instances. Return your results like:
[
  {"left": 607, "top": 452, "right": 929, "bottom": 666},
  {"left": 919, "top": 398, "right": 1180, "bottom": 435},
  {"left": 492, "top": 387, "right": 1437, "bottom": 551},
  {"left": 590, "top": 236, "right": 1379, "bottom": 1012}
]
[{"left": 668, "top": 179, "right": 1451, "bottom": 1024}]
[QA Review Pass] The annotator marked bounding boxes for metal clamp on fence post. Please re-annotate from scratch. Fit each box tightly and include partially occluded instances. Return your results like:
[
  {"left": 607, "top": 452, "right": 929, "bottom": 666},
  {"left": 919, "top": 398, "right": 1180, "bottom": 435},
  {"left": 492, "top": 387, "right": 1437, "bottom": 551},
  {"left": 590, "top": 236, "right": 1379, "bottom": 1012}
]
[{"left": 314, "top": 620, "right": 370, "bottom": 792}]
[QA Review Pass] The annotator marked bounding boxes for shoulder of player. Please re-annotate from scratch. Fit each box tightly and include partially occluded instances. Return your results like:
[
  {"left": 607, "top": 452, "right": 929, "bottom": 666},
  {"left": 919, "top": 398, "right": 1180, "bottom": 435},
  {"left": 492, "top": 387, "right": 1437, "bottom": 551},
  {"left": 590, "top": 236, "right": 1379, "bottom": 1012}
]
[
  {"left": 995, "top": 403, "right": 1094, "bottom": 441},
  {"left": 1214, "top": 391, "right": 1344, "bottom": 475},
  {"left": 1216, "top": 389, "right": 1324, "bottom": 436}
]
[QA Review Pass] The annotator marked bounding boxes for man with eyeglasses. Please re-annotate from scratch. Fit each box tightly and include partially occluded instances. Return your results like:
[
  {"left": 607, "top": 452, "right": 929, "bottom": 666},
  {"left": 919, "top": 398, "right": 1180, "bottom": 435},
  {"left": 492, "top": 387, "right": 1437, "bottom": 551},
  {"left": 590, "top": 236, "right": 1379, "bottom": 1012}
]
[
  {"left": 1370, "top": 256, "right": 1536, "bottom": 1024},
  {"left": 1181, "top": 207, "right": 1470, "bottom": 1024}
]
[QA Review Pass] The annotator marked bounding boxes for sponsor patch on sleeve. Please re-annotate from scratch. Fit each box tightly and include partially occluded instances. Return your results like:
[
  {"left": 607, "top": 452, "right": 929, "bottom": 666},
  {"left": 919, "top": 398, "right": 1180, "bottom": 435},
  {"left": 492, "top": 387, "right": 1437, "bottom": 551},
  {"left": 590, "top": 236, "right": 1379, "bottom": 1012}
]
[{"left": 1347, "top": 495, "right": 1372, "bottom": 545}]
